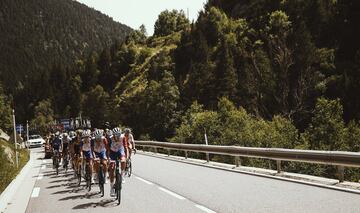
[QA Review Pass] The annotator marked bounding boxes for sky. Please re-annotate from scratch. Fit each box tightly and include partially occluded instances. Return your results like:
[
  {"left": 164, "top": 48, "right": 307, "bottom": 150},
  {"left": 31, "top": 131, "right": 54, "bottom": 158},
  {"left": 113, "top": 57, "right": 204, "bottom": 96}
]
[{"left": 76, "top": 0, "right": 208, "bottom": 35}]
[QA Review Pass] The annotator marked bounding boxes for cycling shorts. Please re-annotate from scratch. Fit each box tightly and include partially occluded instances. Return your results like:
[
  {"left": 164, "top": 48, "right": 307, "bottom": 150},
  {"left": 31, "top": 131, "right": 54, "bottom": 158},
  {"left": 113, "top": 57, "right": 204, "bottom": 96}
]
[
  {"left": 94, "top": 150, "right": 107, "bottom": 160},
  {"left": 63, "top": 143, "right": 68, "bottom": 152},
  {"left": 109, "top": 148, "right": 125, "bottom": 161},
  {"left": 83, "top": 150, "right": 93, "bottom": 159}
]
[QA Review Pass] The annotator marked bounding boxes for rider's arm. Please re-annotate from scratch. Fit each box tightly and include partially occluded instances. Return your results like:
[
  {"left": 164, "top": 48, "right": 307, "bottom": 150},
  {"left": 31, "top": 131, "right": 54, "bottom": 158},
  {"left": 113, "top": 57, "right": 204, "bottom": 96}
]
[
  {"left": 105, "top": 138, "right": 110, "bottom": 159},
  {"left": 130, "top": 134, "right": 135, "bottom": 149}
]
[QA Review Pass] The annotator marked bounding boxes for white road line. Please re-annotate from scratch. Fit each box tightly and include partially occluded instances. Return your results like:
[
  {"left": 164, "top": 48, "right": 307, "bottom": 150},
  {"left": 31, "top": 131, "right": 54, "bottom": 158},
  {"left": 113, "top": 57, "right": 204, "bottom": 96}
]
[
  {"left": 135, "top": 176, "right": 154, "bottom": 185},
  {"left": 158, "top": 187, "right": 186, "bottom": 200},
  {"left": 31, "top": 187, "right": 40, "bottom": 198},
  {"left": 37, "top": 174, "right": 44, "bottom": 180},
  {"left": 41, "top": 165, "right": 46, "bottom": 170},
  {"left": 195, "top": 205, "right": 217, "bottom": 213}
]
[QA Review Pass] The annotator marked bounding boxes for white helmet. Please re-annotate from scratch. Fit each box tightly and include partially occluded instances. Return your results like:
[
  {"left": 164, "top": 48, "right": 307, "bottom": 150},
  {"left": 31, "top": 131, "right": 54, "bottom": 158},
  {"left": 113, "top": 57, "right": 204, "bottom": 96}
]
[
  {"left": 112, "top": 127, "right": 121, "bottom": 137},
  {"left": 82, "top": 129, "right": 91, "bottom": 138},
  {"left": 106, "top": 129, "right": 113, "bottom": 136},
  {"left": 94, "top": 129, "right": 103, "bottom": 139}
]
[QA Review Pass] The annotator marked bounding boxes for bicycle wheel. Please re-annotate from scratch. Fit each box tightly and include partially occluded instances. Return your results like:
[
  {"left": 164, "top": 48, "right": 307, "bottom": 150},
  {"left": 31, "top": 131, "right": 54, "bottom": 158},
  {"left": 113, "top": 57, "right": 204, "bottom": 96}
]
[
  {"left": 77, "top": 165, "right": 82, "bottom": 186},
  {"left": 55, "top": 157, "right": 59, "bottom": 175},
  {"left": 64, "top": 157, "right": 68, "bottom": 172},
  {"left": 127, "top": 160, "right": 132, "bottom": 177},
  {"left": 116, "top": 173, "right": 122, "bottom": 205},
  {"left": 86, "top": 165, "right": 91, "bottom": 192},
  {"left": 98, "top": 168, "right": 104, "bottom": 197}
]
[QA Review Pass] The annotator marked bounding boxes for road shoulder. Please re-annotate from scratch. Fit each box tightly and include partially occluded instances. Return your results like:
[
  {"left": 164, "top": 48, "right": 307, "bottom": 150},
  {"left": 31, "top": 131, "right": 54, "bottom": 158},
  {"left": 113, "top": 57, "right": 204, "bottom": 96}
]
[{"left": 0, "top": 148, "right": 43, "bottom": 213}]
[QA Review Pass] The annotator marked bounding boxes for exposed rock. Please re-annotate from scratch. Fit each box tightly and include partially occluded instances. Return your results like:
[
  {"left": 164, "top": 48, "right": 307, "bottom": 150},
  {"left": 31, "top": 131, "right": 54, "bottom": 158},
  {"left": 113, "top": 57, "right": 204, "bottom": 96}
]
[
  {"left": 0, "top": 129, "right": 10, "bottom": 141},
  {"left": 0, "top": 144, "right": 14, "bottom": 164}
]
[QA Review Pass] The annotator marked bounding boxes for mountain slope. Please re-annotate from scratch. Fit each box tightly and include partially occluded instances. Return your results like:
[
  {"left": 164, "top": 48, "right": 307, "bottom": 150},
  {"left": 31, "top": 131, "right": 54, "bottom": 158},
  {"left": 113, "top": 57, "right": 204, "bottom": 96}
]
[{"left": 0, "top": 0, "right": 132, "bottom": 94}]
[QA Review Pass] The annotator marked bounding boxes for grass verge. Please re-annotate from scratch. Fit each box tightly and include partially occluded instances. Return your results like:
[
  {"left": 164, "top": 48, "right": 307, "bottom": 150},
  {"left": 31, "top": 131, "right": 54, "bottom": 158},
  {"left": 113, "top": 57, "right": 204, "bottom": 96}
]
[{"left": 0, "top": 139, "right": 30, "bottom": 193}]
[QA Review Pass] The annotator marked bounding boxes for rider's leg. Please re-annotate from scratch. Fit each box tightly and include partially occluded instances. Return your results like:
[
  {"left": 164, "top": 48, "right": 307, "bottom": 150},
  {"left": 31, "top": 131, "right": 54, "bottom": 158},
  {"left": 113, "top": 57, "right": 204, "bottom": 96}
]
[{"left": 101, "top": 159, "right": 107, "bottom": 183}]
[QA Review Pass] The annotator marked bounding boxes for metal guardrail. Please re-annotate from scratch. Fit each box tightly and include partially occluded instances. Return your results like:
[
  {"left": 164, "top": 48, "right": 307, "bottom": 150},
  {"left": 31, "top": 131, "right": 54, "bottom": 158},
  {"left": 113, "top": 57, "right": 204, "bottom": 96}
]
[{"left": 135, "top": 141, "right": 360, "bottom": 182}]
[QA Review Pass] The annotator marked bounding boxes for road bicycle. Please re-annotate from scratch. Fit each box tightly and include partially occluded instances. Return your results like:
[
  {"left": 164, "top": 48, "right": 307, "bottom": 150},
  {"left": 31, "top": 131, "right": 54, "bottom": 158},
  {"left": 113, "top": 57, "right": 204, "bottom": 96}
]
[
  {"left": 84, "top": 160, "right": 92, "bottom": 192},
  {"left": 125, "top": 149, "right": 136, "bottom": 177},
  {"left": 94, "top": 158, "right": 105, "bottom": 197},
  {"left": 53, "top": 149, "right": 60, "bottom": 175},
  {"left": 63, "top": 151, "right": 69, "bottom": 172},
  {"left": 114, "top": 158, "right": 122, "bottom": 205}
]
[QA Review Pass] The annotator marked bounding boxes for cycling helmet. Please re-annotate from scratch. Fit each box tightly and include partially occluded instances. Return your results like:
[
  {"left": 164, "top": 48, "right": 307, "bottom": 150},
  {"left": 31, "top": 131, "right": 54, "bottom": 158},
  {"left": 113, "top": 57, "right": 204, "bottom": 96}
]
[
  {"left": 112, "top": 127, "right": 121, "bottom": 137},
  {"left": 124, "top": 128, "right": 131, "bottom": 134},
  {"left": 69, "top": 131, "right": 76, "bottom": 138},
  {"left": 82, "top": 129, "right": 91, "bottom": 138},
  {"left": 94, "top": 129, "right": 103, "bottom": 139},
  {"left": 76, "top": 129, "right": 83, "bottom": 136},
  {"left": 106, "top": 129, "right": 113, "bottom": 136}
]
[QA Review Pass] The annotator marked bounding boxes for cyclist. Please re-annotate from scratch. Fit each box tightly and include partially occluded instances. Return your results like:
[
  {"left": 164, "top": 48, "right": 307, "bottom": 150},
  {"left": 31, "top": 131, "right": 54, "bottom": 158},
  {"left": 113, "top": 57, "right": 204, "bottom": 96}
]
[
  {"left": 92, "top": 129, "right": 109, "bottom": 184},
  {"left": 123, "top": 128, "right": 136, "bottom": 160},
  {"left": 105, "top": 129, "right": 113, "bottom": 144},
  {"left": 62, "top": 132, "right": 71, "bottom": 168},
  {"left": 52, "top": 131, "right": 62, "bottom": 168},
  {"left": 81, "top": 129, "right": 94, "bottom": 183},
  {"left": 108, "top": 127, "right": 126, "bottom": 196},
  {"left": 68, "top": 131, "right": 76, "bottom": 169},
  {"left": 72, "top": 130, "right": 83, "bottom": 177}
]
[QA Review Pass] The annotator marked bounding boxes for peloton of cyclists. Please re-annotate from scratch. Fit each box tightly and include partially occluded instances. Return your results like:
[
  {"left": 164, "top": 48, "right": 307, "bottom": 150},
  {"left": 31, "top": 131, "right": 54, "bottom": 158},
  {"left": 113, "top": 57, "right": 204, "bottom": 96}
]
[{"left": 49, "top": 125, "right": 136, "bottom": 197}]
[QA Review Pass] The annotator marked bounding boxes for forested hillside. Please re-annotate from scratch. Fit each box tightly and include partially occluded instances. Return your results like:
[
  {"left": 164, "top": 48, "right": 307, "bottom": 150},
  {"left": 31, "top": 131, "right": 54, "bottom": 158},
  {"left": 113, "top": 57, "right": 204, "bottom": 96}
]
[
  {"left": 0, "top": 0, "right": 132, "bottom": 120},
  {"left": 1, "top": 0, "right": 360, "bottom": 180}
]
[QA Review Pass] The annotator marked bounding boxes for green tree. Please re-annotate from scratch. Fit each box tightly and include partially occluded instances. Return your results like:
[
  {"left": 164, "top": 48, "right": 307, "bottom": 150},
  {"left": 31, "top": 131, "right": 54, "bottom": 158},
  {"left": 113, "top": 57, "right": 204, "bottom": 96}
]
[
  {"left": 154, "top": 10, "right": 190, "bottom": 37},
  {"left": 214, "top": 38, "right": 238, "bottom": 101},
  {"left": 0, "top": 85, "right": 12, "bottom": 133},
  {"left": 67, "top": 75, "right": 82, "bottom": 117},
  {"left": 303, "top": 98, "right": 345, "bottom": 150},
  {"left": 30, "top": 100, "right": 54, "bottom": 136},
  {"left": 267, "top": 10, "right": 293, "bottom": 114},
  {"left": 82, "top": 85, "right": 110, "bottom": 128},
  {"left": 81, "top": 52, "right": 100, "bottom": 92},
  {"left": 144, "top": 71, "right": 180, "bottom": 140}
]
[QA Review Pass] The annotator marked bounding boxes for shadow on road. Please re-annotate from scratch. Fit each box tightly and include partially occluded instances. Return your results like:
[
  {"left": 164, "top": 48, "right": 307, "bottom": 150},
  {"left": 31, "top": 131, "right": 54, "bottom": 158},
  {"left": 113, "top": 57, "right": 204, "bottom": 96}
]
[
  {"left": 49, "top": 179, "right": 71, "bottom": 184},
  {"left": 59, "top": 191, "right": 98, "bottom": 201},
  {"left": 46, "top": 184, "right": 64, "bottom": 189},
  {"left": 72, "top": 199, "right": 115, "bottom": 209},
  {"left": 52, "top": 189, "right": 74, "bottom": 195},
  {"left": 50, "top": 173, "right": 73, "bottom": 179}
]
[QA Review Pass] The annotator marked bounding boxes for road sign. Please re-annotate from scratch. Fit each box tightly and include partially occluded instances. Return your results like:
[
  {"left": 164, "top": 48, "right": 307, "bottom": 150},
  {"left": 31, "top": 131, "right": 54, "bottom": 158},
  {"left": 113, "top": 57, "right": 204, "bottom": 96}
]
[
  {"left": 60, "top": 119, "right": 70, "bottom": 130},
  {"left": 16, "top": 124, "right": 23, "bottom": 134}
]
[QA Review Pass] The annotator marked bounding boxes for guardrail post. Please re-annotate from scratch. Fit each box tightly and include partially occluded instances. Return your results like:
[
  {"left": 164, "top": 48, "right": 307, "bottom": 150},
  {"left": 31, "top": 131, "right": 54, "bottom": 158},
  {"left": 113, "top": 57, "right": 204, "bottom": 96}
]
[
  {"left": 185, "top": 151, "right": 188, "bottom": 159},
  {"left": 276, "top": 160, "right": 281, "bottom": 173},
  {"left": 235, "top": 156, "right": 241, "bottom": 167},
  {"left": 167, "top": 149, "right": 170, "bottom": 156},
  {"left": 337, "top": 165, "right": 344, "bottom": 182},
  {"left": 154, "top": 147, "right": 158, "bottom": 154}
]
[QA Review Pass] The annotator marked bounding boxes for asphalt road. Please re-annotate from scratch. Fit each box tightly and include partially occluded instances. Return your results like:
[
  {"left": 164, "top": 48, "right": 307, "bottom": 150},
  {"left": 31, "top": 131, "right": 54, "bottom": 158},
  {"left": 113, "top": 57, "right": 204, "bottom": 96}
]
[{"left": 24, "top": 148, "right": 360, "bottom": 213}]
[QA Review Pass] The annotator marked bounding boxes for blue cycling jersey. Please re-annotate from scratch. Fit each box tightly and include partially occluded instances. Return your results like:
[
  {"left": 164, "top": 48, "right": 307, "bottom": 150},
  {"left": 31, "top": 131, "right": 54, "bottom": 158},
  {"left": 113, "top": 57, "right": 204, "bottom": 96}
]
[{"left": 52, "top": 137, "right": 62, "bottom": 150}]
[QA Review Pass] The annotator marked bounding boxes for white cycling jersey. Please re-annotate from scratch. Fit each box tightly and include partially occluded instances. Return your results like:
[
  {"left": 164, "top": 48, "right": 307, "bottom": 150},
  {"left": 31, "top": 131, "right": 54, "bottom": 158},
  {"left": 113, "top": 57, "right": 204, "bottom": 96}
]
[
  {"left": 82, "top": 140, "right": 91, "bottom": 152},
  {"left": 110, "top": 136, "right": 124, "bottom": 152},
  {"left": 93, "top": 137, "right": 106, "bottom": 153}
]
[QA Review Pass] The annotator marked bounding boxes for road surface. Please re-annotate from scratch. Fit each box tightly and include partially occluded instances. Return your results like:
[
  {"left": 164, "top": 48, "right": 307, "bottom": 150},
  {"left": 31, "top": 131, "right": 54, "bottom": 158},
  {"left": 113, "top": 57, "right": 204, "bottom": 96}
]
[{"left": 18, "top": 148, "right": 360, "bottom": 212}]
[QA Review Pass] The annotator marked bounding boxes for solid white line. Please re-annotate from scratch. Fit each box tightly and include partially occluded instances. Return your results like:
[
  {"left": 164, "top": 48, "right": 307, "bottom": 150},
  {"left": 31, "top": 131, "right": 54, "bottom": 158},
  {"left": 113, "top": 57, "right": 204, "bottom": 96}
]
[
  {"left": 195, "top": 205, "right": 217, "bottom": 213},
  {"left": 37, "top": 174, "right": 43, "bottom": 180},
  {"left": 41, "top": 165, "right": 46, "bottom": 170},
  {"left": 158, "top": 187, "right": 186, "bottom": 200},
  {"left": 31, "top": 187, "right": 40, "bottom": 198},
  {"left": 135, "top": 176, "right": 154, "bottom": 185}
]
